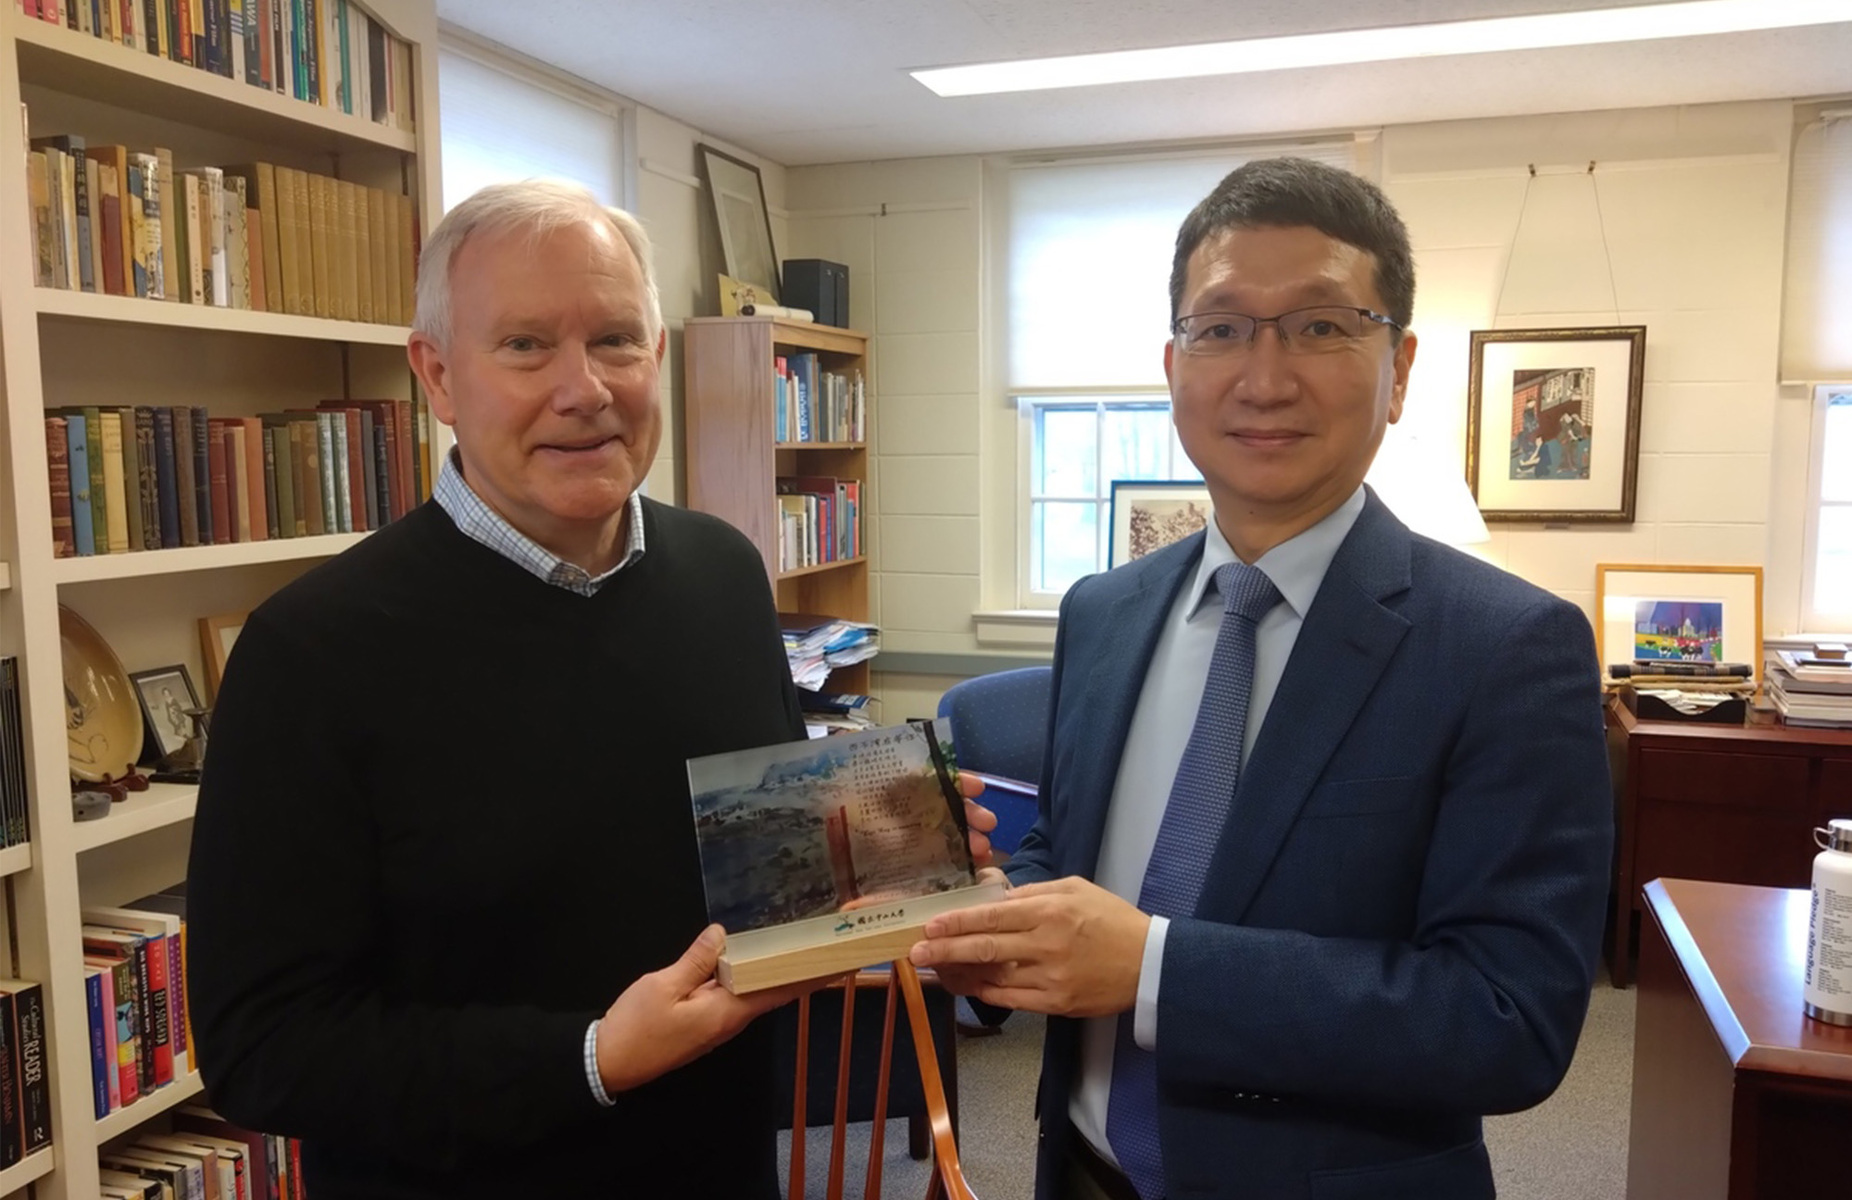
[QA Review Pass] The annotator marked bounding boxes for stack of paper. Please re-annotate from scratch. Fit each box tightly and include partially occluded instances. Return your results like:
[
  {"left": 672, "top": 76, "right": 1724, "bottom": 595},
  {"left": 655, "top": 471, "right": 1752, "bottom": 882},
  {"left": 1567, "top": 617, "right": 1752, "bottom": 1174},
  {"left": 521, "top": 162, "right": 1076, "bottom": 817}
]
[{"left": 780, "top": 613, "right": 879, "bottom": 691}]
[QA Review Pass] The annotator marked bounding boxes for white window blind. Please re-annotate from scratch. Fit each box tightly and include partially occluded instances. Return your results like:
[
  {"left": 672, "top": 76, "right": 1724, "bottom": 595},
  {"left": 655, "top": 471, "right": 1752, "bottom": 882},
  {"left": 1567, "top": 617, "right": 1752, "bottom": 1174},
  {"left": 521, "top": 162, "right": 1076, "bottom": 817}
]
[
  {"left": 1782, "top": 111, "right": 1852, "bottom": 381},
  {"left": 437, "top": 44, "right": 626, "bottom": 212},
  {"left": 1006, "top": 142, "right": 1360, "bottom": 391}
]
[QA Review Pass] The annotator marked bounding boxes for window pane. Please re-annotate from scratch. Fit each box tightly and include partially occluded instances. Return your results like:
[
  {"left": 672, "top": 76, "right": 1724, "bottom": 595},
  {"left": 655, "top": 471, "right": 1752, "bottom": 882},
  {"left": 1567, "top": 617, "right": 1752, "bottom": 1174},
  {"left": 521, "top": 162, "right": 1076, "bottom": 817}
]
[
  {"left": 439, "top": 49, "right": 620, "bottom": 210},
  {"left": 1815, "top": 504, "right": 1852, "bottom": 617},
  {"left": 1169, "top": 425, "right": 1204, "bottom": 481},
  {"left": 1101, "top": 405, "right": 1174, "bottom": 485},
  {"left": 1033, "top": 501, "right": 1099, "bottom": 593},
  {"left": 1823, "top": 394, "right": 1852, "bottom": 503},
  {"left": 1037, "top": 408, "right": 1097, "bottom": 497}
]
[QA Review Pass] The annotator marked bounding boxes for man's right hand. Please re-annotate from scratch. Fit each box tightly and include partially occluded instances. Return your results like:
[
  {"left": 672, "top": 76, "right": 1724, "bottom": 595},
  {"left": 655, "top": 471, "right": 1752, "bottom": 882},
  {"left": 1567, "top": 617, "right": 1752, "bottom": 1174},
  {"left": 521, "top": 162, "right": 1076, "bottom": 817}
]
[{"left": 594, "top": 924, "right": 822, "bottom": 1095}]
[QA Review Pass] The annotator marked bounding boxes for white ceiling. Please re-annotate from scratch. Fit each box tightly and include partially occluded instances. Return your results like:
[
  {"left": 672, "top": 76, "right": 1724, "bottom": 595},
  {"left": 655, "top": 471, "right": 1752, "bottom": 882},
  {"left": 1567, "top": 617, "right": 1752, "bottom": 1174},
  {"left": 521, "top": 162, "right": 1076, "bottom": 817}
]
[{"left": 434, "top": 0, "right": 1852, "bottom": 166}]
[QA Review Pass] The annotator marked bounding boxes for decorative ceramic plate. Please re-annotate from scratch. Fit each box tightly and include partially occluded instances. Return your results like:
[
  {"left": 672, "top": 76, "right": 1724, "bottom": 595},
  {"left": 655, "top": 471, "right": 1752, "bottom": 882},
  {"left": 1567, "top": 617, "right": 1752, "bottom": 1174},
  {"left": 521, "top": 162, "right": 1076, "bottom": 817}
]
[{"left": 61, "top": 606, "right": 143, "bottom": 783}]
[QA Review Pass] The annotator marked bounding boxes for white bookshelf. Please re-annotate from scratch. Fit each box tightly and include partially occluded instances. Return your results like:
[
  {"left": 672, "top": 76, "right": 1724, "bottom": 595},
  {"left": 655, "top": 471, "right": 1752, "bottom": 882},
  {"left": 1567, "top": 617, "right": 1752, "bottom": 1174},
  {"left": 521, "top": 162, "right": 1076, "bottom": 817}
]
[
  {"left": 0, "top": 4, "right": 442, "bottom": 1196},
  {"left": 36, "top": 286, "right": 415, "bottom": 346},
  {"left": 52, "top": 532, "right": 368, "bottom": 585}
]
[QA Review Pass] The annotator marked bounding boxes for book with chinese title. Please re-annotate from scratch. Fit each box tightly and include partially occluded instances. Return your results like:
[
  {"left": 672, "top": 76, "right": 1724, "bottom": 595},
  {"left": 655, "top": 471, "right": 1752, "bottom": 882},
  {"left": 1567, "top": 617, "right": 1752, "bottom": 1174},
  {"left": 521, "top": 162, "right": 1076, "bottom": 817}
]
[{"left": 687, "top": 718, "right": 1005, "bottom": 991}]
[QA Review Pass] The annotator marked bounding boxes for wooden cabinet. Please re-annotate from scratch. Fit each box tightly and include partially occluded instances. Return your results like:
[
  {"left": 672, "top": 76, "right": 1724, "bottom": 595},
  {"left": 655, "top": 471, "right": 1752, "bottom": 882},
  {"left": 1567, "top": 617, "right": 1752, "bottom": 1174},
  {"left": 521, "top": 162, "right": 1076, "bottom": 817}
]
[
  {"left": 1607, "top": 701, "right": 1852, "bottom": 987},
  {"left": 683, "top": 316, "right": 874, "bottom": 694}
]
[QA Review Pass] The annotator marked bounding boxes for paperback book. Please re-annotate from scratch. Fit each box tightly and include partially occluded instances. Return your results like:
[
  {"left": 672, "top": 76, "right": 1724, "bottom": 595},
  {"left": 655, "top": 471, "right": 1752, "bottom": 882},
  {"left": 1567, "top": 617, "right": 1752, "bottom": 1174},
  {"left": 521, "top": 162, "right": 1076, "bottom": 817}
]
[{"left": 688, "top": 719, "right": 1003, "bottom": 991}]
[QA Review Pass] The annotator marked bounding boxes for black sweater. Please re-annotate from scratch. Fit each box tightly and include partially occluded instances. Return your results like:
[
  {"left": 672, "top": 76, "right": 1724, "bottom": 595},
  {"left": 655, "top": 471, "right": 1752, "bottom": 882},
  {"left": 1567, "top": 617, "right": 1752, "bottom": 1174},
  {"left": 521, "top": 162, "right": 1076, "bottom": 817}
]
[{"left": 187, "top": 499, "right": 805, "bottom": 1199}]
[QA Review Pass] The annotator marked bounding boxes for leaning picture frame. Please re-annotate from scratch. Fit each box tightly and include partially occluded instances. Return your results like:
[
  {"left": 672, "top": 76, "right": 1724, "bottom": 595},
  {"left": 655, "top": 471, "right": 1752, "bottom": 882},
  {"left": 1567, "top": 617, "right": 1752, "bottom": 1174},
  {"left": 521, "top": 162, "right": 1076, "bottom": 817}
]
[
  {"left": 128, "top": 663, "right": 202, "bottom": 766},
  {"left": 697, "top": 144, "right": 781, "bottom": 303},
  {"left": 1594, "top": 563, "right": 1764, "bottom": 684},
  {"left": 1466, "top": 326, "right": 1646, "bottom": 523},
  {"left": 1108, "top": 480, "right": 1213, "bottom": 569},
  {"left": 198, "top": 610, "right": 248, "bottom": 700}
]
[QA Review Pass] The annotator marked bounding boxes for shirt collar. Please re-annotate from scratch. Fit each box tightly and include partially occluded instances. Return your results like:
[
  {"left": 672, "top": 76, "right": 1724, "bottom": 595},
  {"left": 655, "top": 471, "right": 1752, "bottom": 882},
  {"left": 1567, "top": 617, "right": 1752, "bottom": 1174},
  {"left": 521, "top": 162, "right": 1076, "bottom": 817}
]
[
  {"left": 434, "top": 447, "right": 646, "bottom": 596},
  {"left": 1184, "top": 485, "right": 1367, "bottom": 621}
]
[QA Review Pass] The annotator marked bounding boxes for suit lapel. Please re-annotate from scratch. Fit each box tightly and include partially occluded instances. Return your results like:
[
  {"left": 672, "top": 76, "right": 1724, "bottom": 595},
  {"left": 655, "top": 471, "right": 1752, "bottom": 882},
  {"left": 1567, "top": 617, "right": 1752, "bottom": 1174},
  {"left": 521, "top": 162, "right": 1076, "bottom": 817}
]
[
  {"left": 1197, "top": 492, "right": 1415, "bottom": 920},
  {"left": 1061, "top": 540, "right": 1198, "bottom": 879}
]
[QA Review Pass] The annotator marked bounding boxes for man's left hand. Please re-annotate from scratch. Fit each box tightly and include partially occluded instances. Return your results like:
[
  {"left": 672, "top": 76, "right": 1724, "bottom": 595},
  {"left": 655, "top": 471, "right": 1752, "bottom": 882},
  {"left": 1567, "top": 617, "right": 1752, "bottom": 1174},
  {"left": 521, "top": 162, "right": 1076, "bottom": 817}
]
[
  {"left": 908, "top": 877, "right": 1149, "bottom": 1018},
  {"left": 956, "top": 772, "right": 997, "bottom": 867}
]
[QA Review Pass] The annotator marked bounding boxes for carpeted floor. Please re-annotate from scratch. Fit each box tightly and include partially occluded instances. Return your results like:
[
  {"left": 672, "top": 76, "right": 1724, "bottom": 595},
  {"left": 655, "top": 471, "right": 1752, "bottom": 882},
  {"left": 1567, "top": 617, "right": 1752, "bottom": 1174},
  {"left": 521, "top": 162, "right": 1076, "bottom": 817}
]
[{"left": 781, "top": 971, "right": 1637, "bottom": 1199}]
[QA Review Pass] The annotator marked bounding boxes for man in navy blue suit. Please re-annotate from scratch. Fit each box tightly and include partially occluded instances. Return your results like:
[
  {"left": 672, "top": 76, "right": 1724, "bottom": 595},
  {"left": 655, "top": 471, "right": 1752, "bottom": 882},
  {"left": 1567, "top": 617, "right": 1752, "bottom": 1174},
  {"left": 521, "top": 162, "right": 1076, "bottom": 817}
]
[{"left": 912, "top": 158, "right": 1611, "bottom": 1200}]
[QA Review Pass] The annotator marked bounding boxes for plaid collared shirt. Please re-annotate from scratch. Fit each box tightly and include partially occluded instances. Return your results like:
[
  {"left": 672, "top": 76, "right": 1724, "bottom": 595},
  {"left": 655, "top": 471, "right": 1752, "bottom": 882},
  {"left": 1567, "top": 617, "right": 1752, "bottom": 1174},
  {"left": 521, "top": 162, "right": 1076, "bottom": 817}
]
[
  {"left": 432, "top": 446, "right": 640, "bottom": 1106},
  {"left": 432, "top": 447, "right": 645, "bottom": 596}
]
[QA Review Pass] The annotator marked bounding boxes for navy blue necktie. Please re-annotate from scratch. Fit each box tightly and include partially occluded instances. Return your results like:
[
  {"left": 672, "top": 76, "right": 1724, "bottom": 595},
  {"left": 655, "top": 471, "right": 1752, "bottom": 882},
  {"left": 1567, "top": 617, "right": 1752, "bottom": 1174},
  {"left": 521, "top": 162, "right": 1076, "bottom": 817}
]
[{"left": 1106, "top": 560, "right": 1281, "bottom": 1200}]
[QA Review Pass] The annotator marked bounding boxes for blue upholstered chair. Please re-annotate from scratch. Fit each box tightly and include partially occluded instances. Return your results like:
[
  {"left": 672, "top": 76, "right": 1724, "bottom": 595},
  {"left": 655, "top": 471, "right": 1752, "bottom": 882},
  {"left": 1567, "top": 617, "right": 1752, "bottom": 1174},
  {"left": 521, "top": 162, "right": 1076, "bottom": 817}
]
[{"left": 937, "top": 666, "right": 1052, "bottom": 857}]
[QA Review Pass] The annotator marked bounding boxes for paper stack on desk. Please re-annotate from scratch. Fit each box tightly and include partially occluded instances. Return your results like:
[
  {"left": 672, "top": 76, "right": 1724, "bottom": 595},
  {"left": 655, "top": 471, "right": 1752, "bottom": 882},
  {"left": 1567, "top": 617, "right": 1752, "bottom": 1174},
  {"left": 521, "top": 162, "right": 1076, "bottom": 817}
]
[{"left": 1767, "top": 650, "right": 1852, "bottom": 728}]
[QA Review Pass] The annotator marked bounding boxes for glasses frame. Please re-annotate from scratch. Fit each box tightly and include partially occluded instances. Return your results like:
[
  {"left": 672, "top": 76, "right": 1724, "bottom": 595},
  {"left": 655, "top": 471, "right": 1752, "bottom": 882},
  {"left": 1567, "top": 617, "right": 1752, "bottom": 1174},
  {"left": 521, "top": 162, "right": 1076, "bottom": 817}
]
[{"left": 1170, "top": 305, "right": 1400, "bottom": 354}]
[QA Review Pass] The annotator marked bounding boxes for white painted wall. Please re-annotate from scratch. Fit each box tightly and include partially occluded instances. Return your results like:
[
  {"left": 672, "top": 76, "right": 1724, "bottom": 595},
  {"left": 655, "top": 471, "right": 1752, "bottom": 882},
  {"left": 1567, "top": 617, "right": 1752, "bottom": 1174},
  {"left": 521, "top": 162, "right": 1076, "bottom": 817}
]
[{"left": 780, "top": 99, "right": 1817, "bottom": 713}]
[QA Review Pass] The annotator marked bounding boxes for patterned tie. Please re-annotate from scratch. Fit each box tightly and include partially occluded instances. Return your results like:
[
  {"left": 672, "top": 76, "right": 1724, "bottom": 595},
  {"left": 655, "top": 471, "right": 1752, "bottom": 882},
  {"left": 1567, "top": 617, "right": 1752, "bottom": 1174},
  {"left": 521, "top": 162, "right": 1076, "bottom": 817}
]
[{"left": 1106, "top": 560, "right": 1282, "bottom": 1200}]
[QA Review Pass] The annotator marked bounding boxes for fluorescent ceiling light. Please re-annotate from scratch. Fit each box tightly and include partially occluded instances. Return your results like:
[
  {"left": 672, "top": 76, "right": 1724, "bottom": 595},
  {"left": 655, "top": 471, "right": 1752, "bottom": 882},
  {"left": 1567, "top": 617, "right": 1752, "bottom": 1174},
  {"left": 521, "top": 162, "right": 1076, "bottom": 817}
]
[{"left": 911, "top": 0, "right": 1852, "bottom": 96}]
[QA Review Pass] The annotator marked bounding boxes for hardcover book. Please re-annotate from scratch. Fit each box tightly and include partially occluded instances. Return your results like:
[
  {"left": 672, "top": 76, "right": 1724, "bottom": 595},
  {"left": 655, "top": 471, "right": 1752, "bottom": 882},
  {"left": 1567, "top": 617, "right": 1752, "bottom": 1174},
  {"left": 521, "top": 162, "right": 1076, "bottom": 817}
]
[{"left": 687, "top": 719, "right": 1002, "bottom": 992}]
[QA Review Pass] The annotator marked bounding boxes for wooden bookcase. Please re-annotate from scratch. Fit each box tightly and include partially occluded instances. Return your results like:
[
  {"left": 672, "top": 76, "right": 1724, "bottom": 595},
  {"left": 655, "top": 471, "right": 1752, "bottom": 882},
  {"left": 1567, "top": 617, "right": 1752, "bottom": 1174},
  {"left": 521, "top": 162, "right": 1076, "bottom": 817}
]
[
  {"left": 683, "top": 316, "right": 874, "bottom": 695},
  {"left": 0, "top": 4, "right": 441, "bottom": 1197}
]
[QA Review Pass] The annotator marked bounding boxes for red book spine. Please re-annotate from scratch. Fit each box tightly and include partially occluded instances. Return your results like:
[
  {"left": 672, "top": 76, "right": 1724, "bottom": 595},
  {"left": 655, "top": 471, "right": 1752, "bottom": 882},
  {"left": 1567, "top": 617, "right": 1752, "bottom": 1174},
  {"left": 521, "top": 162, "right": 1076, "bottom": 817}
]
[
  {"left": 45, "top": 418, "right": 74, "bottom": 558},
  {"left": 207, "top": 421, "right": 232, "bottom": 545}
]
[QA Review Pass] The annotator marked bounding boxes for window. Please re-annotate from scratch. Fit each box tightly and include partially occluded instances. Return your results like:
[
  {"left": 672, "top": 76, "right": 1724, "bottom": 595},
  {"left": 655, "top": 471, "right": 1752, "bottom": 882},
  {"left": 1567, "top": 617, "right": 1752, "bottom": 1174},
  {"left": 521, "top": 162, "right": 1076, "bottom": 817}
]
[
  {"left": 1804, "top": 385, "right": 1852, "bottom": 631},
  {"left": 1005, "top": 142, "right": 1361, "bottom": 604},
  {"left": 437, "top": 39, "right": 629, "bottom": 212}
]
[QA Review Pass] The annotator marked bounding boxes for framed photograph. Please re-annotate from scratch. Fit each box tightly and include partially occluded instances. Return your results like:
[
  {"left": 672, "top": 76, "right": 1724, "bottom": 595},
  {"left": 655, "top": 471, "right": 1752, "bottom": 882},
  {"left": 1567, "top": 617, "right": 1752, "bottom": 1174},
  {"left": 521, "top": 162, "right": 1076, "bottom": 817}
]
[
  {"left": 1466, "top": 326, "right": 1646, "bottom": 523},
  {"left": 1595, "top": 563, "right": 1764, "bottom": 682},
  {"left": 697, "top": 144, "right": 780, "bottom": 302},
  {"left": 198, "top": 610, "right": 248, "bottom": 700},
  {"left": 1108, "top": 481, "right": 1214, "bottom": 569},
  {"left": 129, "top": 664, "right": 202, "bottom": 765}
]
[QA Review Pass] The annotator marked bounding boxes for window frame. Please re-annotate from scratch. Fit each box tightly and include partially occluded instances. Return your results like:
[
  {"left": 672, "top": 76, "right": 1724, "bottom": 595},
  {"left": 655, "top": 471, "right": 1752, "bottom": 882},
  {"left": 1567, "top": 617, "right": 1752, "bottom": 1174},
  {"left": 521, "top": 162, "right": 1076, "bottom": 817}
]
[
  {"left": 1015, "top": 388, "right": 1201, "bottom": 608},
  {"left": 1801, "top": 382, "right": 1852, "bottom": 633}
]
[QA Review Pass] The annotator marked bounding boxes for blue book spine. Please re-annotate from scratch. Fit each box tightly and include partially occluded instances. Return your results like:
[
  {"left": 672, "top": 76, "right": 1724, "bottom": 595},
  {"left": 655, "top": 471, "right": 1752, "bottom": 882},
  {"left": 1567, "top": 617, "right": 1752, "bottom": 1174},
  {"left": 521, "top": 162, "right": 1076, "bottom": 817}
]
[
  {"left": 191, "top": 404, "right": 213, "bottom": 542},
  {"left": 154, "top": 407, "right": 182, "bottom": 549},
  {"left": 65, "top": 414, "right": 95, "bottom": 557},
  {"left": 84, "top": 971, "right": 108, "bottom": 1118},
  {"left": 793, "top": 363, "right": 810, "bottom": 442}
]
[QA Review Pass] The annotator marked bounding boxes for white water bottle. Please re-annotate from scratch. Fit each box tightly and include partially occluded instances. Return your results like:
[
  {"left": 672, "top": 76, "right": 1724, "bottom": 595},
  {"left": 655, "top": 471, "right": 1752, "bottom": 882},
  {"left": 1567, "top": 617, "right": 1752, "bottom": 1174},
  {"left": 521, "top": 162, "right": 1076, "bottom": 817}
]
[{"left": 1804, "top": 818, "right": 1852, "bottom": 1026}]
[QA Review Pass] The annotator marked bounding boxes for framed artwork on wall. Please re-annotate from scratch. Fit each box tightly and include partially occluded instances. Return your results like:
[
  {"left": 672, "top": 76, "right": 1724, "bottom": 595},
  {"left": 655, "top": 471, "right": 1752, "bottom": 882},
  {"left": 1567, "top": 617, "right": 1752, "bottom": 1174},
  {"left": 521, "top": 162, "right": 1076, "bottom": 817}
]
[
  {"left": 697, "top": 144, "right": 781, "bottom": 303},
  {"left": 1108, "top": 481, "right": 1213, "bottom": 569},
  {"left": 1466, "top": 326, "right": 1646, "bottom": 523},
  {"left": 1594, "top": 563, "right": 1764, "bottom": 683}
]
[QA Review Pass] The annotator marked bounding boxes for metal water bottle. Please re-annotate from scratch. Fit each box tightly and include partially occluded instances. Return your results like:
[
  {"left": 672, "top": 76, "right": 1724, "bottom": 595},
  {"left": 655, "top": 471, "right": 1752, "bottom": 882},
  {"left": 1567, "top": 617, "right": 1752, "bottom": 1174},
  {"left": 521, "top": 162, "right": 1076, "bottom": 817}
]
[{"left": 1804, "top": 818, "right": 1852, "bottom": 1026}]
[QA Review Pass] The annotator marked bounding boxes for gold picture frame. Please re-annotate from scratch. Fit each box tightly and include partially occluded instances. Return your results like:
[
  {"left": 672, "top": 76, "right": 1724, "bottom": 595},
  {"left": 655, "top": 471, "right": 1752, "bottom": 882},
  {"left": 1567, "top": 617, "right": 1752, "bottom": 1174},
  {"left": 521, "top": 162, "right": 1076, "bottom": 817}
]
[
  {"left": 198, "top": 610, "right": 249, "bottom": 701},
  {"left": 1594, "top": 563, "right": 1763, "bottom": 683}
]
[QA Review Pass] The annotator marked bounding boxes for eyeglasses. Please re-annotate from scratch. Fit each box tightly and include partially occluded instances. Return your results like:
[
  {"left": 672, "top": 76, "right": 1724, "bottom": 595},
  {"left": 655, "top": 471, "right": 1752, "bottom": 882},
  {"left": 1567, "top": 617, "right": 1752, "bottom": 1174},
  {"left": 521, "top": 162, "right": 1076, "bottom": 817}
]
[{"left": 1171, "top": 305, "right": 1401, "bottom": 356}]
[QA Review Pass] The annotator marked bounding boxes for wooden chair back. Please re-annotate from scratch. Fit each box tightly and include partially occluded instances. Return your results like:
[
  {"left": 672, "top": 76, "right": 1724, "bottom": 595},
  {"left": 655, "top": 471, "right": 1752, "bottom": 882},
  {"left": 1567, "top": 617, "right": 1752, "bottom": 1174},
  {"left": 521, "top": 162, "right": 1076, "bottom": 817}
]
[{"left": 788, "top": 959, "right": 979, "bottom": 1200}]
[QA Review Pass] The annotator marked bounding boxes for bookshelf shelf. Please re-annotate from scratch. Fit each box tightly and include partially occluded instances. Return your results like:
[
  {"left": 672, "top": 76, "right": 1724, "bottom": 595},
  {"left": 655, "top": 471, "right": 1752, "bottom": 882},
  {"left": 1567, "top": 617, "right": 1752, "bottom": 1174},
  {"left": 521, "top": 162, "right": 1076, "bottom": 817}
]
[
  {"left": 71, "top": 783, "right": 199, "bottom": 854},
  {"left": 12, "top": 12, "right": 416, "bottom": 155},
  {"left": 777, "top": 556, "right": 867, "bottom": 582},
  {"left": 51, "top": 533, "right": 368, "bottom": 585},
  {"left": 94, "top": 1070, "right": 205, "bottom": 1141},
  {"left": 0, "top": 842, "right": 32, "bottom": 879},
  {"left": 0, "top": 1146, "right": 56, "bottom": 1195},
  {"left": 776, "top": 442, "right": 865, "bottom": 451},
  {"left": 34, "top": 288, "right": 414, "bottom": 347}
]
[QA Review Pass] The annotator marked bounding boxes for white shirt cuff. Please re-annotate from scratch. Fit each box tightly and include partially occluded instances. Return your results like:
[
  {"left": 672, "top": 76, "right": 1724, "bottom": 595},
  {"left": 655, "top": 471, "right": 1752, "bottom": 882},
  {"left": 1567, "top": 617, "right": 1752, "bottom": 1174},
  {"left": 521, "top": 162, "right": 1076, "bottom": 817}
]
[
  {"left": 1134, "top": 915, "right": 1168, "bottom": 1051},
  {"left": 585, "top": 1019, "right": 615, "bottom": 1107}
]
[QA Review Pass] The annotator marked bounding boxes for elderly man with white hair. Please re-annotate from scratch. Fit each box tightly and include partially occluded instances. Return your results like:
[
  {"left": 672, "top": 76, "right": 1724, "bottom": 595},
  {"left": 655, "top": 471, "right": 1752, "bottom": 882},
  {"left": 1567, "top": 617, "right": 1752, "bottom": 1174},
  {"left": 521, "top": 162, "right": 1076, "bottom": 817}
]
[{"left": 187, "top": 180, "right": 991, "bottom": 1199}]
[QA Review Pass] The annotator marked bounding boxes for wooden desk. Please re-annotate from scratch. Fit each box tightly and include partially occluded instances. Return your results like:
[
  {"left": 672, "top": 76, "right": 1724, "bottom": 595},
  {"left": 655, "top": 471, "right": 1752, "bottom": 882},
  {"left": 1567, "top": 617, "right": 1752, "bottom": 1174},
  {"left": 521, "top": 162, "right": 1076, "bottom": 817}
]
[
  {"left": 1606, "top": 701, "right": 1852, "bottom": 986},
  {"left": 1626, "top": 879, "right": 1852, "bottom": 1200}
]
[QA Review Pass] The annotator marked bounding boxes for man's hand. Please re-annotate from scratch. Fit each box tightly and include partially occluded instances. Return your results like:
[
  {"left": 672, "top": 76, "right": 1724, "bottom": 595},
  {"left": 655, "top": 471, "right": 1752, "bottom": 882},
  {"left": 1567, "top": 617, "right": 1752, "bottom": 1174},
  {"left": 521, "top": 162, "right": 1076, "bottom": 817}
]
[
  {"left": 595, "top": 925, "right": 824, "bottom": 1095},
  {"left": 957, "top": 772, "right": 997, "bottom": 867},
  {"left": 908, "top": 877, "right": 1148, "bottom": 1018}
]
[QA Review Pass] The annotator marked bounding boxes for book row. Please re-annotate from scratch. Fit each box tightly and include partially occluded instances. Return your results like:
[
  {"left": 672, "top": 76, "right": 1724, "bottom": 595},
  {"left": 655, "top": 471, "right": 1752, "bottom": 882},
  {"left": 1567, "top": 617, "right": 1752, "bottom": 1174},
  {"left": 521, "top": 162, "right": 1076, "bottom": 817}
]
[
  {"left": 775, "top": 475, "right": 862, "bottom": 573},
  {"left": 101, "top": 1108, "right": 309, "bottom": 1200},
  {"left": 46, "top": 400, "right": 431, "bottom": 558},
  {"left": 773, "top": 354, "right": 865, "bottom": 445},
  {"left": 18, "top": 0, "right": 416, "bottom": 132},
  {"left": 30, "top": 135, "right": 419, "bottom": 325},
  {"left": 0, "top": 978, "right": 50, "bottom": 1170},
  {"left": 0, "top": 660, "right": 33, "bottom": 850},
  {"left": 82, "top": 893, "right": 189, "bottom": 1119}
]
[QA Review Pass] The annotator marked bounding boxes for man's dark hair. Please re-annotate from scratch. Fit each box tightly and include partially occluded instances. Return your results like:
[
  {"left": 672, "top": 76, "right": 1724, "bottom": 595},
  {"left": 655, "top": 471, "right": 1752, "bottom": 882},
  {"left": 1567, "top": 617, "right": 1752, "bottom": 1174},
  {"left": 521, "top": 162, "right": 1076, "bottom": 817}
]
[{"left": 1169, "top": 156, "right": 1415, "bottom": 330}]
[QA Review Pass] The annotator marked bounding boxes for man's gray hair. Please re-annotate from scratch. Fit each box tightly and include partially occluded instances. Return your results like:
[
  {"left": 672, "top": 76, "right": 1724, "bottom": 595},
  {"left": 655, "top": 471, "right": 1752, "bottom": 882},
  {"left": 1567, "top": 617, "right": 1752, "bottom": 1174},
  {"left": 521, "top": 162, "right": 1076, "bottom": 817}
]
[{"left": 412, "top": 179, "right": 664, "bottom": 347}]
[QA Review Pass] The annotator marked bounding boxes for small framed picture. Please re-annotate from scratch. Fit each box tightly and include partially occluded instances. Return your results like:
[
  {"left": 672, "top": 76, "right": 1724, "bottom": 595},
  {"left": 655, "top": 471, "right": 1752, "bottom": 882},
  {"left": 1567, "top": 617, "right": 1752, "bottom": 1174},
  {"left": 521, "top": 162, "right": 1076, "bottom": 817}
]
[
  {"left": 1108, "top": 481, "right": 1214, "bottom": 569},
  {"left": 1466, "top": 326, "right": 1646, "bottom": 522},
  {"left": 129, "top": 664, "right": 202, "bottom": 765},
  {"left": 198, "top": 611, "right": 248, "bottom": 700},
  {"left": 1595, "top": 563, "right": 1764, "bottom": 682}
]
